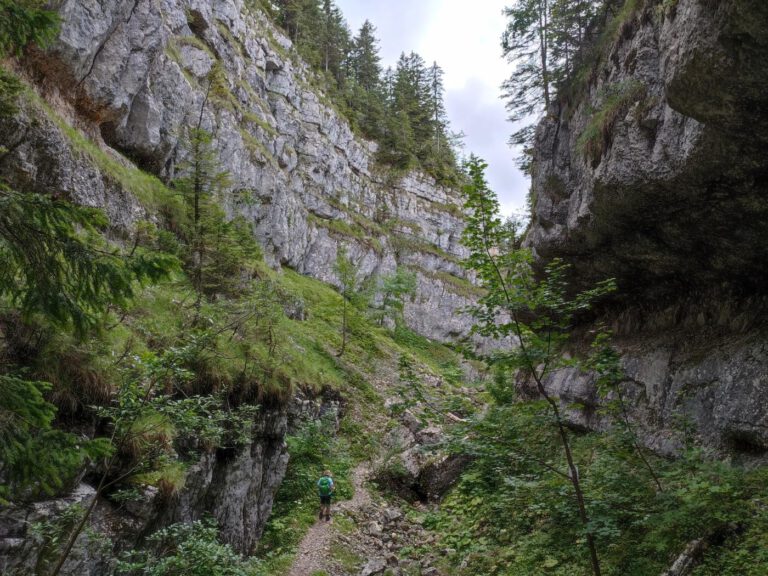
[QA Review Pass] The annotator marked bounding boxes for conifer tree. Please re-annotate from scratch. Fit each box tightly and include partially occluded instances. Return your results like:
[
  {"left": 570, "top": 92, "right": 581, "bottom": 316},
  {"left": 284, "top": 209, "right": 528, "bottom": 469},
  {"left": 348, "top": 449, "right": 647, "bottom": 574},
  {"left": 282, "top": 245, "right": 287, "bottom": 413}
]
[
  {"left": 0, "top": 376, "right": 111, "bottom": 503},
  {"left": 0, "top": 0, "right": 173, "bottom": 506},
  {"left": 350, "top": 20, "right": 381, "bottom": 92},
  {"left": 428, "top": 62, "right": 448, "bottom": 155},
  {"left": 502, "top": 0, "right": 603, "bottom": 171},
  {"left": 174, "top": 79, "right": 260, "bottom": 308},
  {"left": 320, "top": 0, "right": 350, "bottom": 84}
]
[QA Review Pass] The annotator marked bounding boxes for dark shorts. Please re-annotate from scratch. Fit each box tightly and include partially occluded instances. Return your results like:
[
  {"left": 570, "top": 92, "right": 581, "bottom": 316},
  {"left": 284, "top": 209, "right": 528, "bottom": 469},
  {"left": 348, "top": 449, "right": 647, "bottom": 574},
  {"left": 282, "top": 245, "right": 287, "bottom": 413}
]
[{"left": 320, "top": 495, "right": 332, "bottom": 505}]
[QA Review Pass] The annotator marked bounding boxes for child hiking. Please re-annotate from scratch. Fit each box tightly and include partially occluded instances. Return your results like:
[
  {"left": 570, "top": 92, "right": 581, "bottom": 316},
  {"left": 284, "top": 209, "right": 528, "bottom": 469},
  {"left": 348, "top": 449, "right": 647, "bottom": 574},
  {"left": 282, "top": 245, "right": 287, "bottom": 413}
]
[{"left": 317, "top": 469, "right": 335, "bottom": 521}]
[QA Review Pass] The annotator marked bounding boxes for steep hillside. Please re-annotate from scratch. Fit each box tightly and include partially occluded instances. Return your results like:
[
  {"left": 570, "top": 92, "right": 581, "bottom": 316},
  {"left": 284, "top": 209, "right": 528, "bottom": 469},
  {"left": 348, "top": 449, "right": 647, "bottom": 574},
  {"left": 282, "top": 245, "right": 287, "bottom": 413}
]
[
  {"left": 7, "top": 0, "right": 474, "bottom": 342},
  {"left": 0, "top": 1, "right": 477, "bottom": 574},
  {"left": 526, "top": 0, "right": 768, "bottom": 456}
]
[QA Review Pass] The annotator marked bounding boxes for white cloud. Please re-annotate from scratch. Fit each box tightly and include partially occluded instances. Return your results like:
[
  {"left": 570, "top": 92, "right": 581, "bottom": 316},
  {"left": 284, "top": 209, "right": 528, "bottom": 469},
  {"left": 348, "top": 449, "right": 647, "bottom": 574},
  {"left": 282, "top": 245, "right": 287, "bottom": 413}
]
[{"left": 335, "top": 0, "right": 529, "bottom": 214}]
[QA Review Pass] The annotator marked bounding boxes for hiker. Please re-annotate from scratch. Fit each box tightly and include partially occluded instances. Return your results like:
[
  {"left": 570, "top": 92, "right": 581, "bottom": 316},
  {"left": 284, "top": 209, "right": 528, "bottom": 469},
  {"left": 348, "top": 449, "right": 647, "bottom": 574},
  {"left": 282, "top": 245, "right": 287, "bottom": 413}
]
[{"left": 317, "top": 469, "right": 335, "bottom": 521}]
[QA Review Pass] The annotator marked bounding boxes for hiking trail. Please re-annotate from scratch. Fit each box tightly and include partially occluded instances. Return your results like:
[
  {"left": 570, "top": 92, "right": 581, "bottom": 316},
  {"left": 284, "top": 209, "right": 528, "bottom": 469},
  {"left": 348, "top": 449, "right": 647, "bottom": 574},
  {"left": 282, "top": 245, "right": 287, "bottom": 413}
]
[
  {"left": 287, "top": 464, "right": 372, "bottom": 576},
  {"left": 285, "top": 461, "right": 443, "bottom": 576}
]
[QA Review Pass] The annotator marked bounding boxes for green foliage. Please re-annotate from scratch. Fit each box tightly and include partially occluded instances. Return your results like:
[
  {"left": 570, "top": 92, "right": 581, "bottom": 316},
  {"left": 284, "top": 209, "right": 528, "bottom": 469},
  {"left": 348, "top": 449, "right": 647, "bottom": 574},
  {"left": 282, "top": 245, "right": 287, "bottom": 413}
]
[
  {"left": 117, "top": 518, "right": 252, "bottom": 576},
  {"left": 255, "top": 415, "right": 353, "bottom": 574},
  {"left": 373, "top": 266, "right": 416, "bottom": 328},
  {"left": 0, "top": 376, "right": 111, "bottom": 502},
  {"left": 434, "top": 420, "right": 768, "bottom": 576},
  {"left": 0, "top": 0, "right": 59, "bottom": 57},
  {"left": 378, "top": 54, "right": 460, "bottom": 184},
  {"left": 577, "top": 80, "right": 646, "bottom": 165},
  {"left": 461, "top": 155, "right": 616, "bottom": 576},
  {"left": 333, "top": 246, "right": 365, "bottom": 357},
  {"left": 0, "top": 184, "right": 175, "bottom": 335},
  {"left": 264, "top": 1, "right": 460, "bottom": 183},
  {"left": 502, "top": 0, "right": 604, "bottom": 171},
  {"left": 29, "top": 503, "right": 112, "bottom": 574},
  {"left": 172, "top": 126, "right": 261, "bottom": 305},
  {"left": 0, "top": 66, "right": 23, "bottom": 117}
]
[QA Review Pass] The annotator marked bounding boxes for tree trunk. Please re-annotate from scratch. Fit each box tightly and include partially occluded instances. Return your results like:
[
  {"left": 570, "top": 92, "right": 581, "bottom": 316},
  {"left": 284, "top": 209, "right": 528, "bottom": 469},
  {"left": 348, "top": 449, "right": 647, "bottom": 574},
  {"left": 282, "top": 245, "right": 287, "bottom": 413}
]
[{"left": 661, "top": 539, "right": 707, "bottom": 576}]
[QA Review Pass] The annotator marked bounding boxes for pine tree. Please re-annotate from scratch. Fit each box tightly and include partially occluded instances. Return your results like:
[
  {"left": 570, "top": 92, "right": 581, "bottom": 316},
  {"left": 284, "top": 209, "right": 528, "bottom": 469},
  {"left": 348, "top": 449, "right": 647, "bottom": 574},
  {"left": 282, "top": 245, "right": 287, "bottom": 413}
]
[
  {"left": 502, "top": 0, "right": 604, "bottom": 172},
  {"left": 350, "top": 20, "right": 381, "bottom": 92}
]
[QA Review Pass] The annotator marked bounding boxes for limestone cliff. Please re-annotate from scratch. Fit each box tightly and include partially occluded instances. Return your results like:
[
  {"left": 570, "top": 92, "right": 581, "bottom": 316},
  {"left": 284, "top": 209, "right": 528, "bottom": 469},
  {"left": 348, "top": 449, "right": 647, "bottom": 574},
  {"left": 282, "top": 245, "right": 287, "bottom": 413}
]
[
  {"left": 526, "top": 0, "right": 768, "bottom": 456},
  {"left": 7, "top": 0, "right": 473, "bottom": 343},
  {"left": 0, "top": 1, "right": 473, "bottom": 573}
]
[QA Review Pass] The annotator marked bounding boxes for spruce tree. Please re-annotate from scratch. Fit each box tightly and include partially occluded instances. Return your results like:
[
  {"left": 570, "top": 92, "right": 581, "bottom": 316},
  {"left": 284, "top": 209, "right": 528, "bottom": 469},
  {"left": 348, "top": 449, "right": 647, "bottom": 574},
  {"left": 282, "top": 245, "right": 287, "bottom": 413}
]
[
  {"left": 0, "top": 376, "right": 111, "bottom": 502},
  {"left": 502, "top": 0, "right": 603, "bottom": 171},
  {"left": 333, "top": 246, "right": 361, "bottom": 357},
  {"left": 350, "top": 20, "right": 381, "bottom": 92}
]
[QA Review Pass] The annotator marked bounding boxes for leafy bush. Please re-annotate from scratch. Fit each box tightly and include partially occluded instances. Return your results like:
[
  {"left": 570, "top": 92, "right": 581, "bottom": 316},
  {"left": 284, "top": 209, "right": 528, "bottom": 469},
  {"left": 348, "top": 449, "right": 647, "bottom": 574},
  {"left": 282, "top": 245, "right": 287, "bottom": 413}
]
[
  {"left": 117, "top": 519, "right": 252, "bottom": 576},
  {"left": 430, "top": 410, "right": 768, "bottom": 576}
]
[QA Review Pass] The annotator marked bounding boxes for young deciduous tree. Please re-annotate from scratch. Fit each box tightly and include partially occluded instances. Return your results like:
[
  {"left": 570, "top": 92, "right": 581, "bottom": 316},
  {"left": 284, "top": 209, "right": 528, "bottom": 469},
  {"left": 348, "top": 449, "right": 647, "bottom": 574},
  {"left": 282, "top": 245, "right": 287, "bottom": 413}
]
[
  {"left": 461, "top": 155, "right": 616, "bottom": 576},
  {"left": 333, "top": 246, "right": 360, "bottom": 357},
  {"left": 376, "top": 267, "right": 417, "bottom": 328}
]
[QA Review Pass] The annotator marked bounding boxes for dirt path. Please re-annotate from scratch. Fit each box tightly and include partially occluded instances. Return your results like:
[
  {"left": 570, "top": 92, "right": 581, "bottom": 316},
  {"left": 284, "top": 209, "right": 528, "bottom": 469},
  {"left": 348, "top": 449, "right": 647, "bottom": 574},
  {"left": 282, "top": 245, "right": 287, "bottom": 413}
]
[{"left": 287, "top": 464, "right": 372, "bottom": 576}]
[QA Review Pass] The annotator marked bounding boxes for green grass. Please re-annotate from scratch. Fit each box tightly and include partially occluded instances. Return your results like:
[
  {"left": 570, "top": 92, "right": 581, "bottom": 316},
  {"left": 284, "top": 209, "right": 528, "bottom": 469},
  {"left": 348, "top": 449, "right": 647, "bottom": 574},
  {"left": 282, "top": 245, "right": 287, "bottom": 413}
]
[
  {"left": 430, "top": 200, "right": 464, "bottom": 219},
  {"left": 252, "top": 418, "right": 354, "bottom": 575},
  {"left": 391, "top": 234, "right": 461, "bottom": 265},
  {"left": 331, "top": 541, "right": 362, "bottom": 572},
  {"left": 382, "top": 217, "right": 423, "bottom": 235},
  {"left": 414, "top": 268, "right": 485, "bottom": 299},
  {"left": 240, "top": 127, "right": 279, "bottom": 168},
  {"left": 308, "top": 213, "right": 384, "bottom": 255},
  {"left": 560, "top": 0, "right": 648, "bottom": 110},
  {"left": 577, "top": 80, "right": 647, "bottom": 165},
  {"left": 30, "top": 91, "right": 183, "bottom": 221}
]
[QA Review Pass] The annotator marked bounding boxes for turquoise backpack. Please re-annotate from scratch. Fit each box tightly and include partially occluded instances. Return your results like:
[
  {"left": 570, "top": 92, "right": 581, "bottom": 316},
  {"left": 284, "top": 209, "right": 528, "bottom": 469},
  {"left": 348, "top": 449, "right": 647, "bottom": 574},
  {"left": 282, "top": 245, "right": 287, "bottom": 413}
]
[{"left": 317, "top": 476, "right": 333, "bottom": 497}]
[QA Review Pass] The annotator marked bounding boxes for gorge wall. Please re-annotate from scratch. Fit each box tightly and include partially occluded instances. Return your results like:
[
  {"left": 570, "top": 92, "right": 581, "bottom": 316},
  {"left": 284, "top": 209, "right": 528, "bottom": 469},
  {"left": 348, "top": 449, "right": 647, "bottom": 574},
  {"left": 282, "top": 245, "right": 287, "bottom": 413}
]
[
  {"left": 0, "top": 1, "right": 473, "bottom": 573},
  {"left": 526, "top": 0, "right": 768, "bottom": 457},
  {"left": 5, "top": 0, "right": 473, "bottom": 343}
]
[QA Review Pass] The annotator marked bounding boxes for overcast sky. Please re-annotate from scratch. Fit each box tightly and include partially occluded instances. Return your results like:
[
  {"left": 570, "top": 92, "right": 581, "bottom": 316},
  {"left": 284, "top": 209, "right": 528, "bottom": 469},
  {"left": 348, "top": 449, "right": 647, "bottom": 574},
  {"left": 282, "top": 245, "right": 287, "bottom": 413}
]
[{"left": 335, "top": 0, "right": 528, "bottom": 216}]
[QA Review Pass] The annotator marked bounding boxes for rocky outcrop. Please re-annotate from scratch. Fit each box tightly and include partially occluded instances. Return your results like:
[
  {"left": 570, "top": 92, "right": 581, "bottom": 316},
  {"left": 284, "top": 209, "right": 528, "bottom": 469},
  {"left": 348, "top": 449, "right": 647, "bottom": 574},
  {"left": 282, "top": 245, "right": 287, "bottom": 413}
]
[
  {"left": 0, "top": 1, "right": 474, "bottom": 572},
  {"left": 0, "top": 394, "right": 342, "bottom": 575},
  {"left": 10, "top": 0, "right": 472, "bottom": 343},
  {"left": 525, "top": 0, "right": 768, "bottom": 456},
  {"left": 0, "top": 406, "right": 288, "bottom": 575}
]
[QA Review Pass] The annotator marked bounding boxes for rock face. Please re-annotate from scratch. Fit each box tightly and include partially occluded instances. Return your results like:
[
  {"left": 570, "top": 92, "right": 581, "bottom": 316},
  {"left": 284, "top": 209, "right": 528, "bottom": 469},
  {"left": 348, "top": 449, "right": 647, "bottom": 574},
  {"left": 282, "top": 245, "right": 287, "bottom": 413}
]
[
  {"left": 525, "top": 0, "right": 768, "bottom": 456},
  {"left": 0, "top": 1, "right": 473, "bottom": 573},
  {"left": 14, "top": 0, "right": 472, "bottom": 343},
  {"left": 0, "top": 396, "right": 341, "bottom": 575}
]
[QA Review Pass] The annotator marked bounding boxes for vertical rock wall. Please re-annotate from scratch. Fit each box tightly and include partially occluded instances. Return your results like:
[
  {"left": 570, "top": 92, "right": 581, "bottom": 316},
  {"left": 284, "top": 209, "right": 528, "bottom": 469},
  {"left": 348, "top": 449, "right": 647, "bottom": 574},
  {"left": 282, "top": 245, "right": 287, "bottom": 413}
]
[
  {"left": 524, "top": 0, "right": 768, "bottom": 456},
  {"left": 13, "top": 0, "right": 474, "bottom": 343}
]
